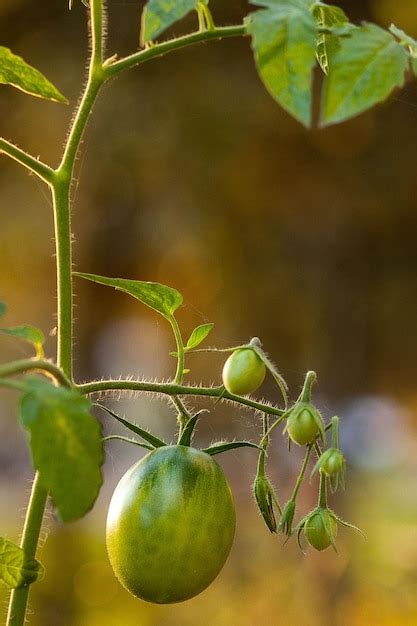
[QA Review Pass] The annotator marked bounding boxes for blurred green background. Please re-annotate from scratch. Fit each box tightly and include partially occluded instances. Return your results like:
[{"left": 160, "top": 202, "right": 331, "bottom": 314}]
[{"left": 1, "top": 1, "right": 417, "bottom": 624}]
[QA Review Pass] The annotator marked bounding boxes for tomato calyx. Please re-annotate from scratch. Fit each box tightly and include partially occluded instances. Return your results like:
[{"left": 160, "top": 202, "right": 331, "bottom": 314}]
[
  {"left": 284, "top": 371, "right": 325, "bottom": 446},
  {"left": 296, "top": 505, "right": 365, "bottom": 552}
]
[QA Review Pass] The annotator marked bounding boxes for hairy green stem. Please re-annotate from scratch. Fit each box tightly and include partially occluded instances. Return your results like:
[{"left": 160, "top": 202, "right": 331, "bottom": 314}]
[
  {"left": 76, "top": 379, "right": 285, "bottom": 417},
  {"left": 0, "top": 358, "right": 71, "bottom": 388},
  {"left": 318, "top": 472, "right": 328, "bottom": 508},
  {"left": 0, "top": 138, "right": 54, "bottom": 185},
  {"left": 6, "top": 2, "right": 106, "bottom": 624},
  {"left": 105, "top": 25, "right": 247, "bottom": 78},
  {"left": 6, "top": 474, "right": 48, "bottom": 626},
  {"left": 170, "top": 317, "right": 185, "bottom": 385},
  {"left": 290, "top": 444, "right": 313, "bottom": 502}
]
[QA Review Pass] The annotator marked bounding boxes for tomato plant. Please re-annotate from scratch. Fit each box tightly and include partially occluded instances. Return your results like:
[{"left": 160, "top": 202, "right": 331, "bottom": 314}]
[
  {"left": 1, "top": 0, "right": 413, "bottom": 622},
  {"left": 107, "top": 446, "right": 236, "bottom": 603}
]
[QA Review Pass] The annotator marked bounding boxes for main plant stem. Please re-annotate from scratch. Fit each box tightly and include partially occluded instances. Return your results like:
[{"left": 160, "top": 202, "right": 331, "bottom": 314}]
[{"left": 6, "top": 2, "right": 104, "bottom": 624}]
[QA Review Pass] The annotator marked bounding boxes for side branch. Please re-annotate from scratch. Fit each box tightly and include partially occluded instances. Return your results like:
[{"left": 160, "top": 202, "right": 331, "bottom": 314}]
[
  {"left": 104, "top": 25, "right": 247, "bottom": 78},
  {"left": 0, "top": 139, "right": 54, "bottom": 185},
  {"left": 76, "top": 379, "right": 285, "bottom": 417},
  {"left": 0, "top": 358, "right": 72, "bottom": 388}
]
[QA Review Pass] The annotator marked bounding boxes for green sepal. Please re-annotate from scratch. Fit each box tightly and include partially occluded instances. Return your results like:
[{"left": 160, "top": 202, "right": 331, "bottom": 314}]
[
  {"left": 279, "top": 499, "right": 296, "bottom": 537},
  {"left": 201, "top": 440, "right": 261, "bottom": 456},
  {"left": 178, "top": 410, "right": 207, "bottom": 446},
  {"left": 95, "top": 404, "right": 167, "bottom": 449},
  {"left": 311, "top": 447, "right": 346, "bottom": 492},
  {"left": 0, "top": 537, "right": 44, "bottom": 589},
  {"left": 103, "top": 435, "right": 154, "bottom": 451},
  {"left": 253, "top": 473, "right": 279, "bottom": 533},
  {"left": 0, "top": 302, "right": 6, "bottom": 318}
]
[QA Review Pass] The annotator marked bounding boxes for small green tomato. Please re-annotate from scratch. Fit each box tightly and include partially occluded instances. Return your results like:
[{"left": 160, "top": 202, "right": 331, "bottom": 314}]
[
  {"left": 304, "top": 510, "right": 337, "bottom": 551},
  {"left": 321, "top": 449, "right": 345, "bottom": 476},
  {"left": 222, "top": 348, "right": 266, "bottom": 396},
  {"left": 286, "top": 406, "right": 319, "bottom": 446}
]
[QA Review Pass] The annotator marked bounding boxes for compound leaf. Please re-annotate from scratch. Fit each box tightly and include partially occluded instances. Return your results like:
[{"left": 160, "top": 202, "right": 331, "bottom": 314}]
[
  {"left": 20, "top": 378, "right": 104, "bottom": 522},
  {"left": 74, "top": 272, "right": 183, "bottom": 319},
  {"left": 321, "top": 23, "right": 409, "bottom": 126},
  {"left": 0, "top": 47, "right": 67, "bottom": 103},
  {"left": 247, "top": 0, "right": 318, "bottom": 126},
  {"left": 0, "top": 537, "right": 44, "bottom": 589}
]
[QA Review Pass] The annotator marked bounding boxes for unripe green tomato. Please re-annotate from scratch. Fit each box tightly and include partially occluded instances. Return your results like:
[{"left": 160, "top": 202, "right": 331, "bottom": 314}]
[
  {"left": 222, "top": 348, "right": 266, "bottom": 396},
  {"left": 321, "top": 450, "right": 344, "bottom": 476},
  {"left": 304, "top": 511, "right": 337, "bottom": 551},
  {"left": 286, "top": 408, "right": 319, "bottom": 446},
  {"left": 106, "top": 445, "right": 236, "bottom": 604}
]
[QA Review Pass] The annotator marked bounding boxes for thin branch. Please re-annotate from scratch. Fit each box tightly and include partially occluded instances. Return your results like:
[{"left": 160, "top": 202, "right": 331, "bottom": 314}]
[
  {"left": 76, "top": 379, "right": 285, "bottom": 417},
  {"left": 104, "top": 25, "right": 247, "bottom": 79},
  {"left": 0, "top": 138, "right": 54, "bottom": 185},
  {"left": 0, "top": 358, "right": 72, "bottom": 388}
]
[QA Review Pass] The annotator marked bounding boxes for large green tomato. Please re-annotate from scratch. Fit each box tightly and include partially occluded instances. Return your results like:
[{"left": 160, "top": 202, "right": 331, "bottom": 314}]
[
  {"left": 106, "top": 445, "right": 236, "bottom": 604},
  {"left": 222, "top": 348, "right": 266, "bottom": 395}
]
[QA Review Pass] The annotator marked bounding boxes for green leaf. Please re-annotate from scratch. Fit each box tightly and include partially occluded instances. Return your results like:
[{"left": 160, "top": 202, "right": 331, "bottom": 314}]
[
  {"left": 0, "top": 47, "right": 67, "bottom": 104},
  {"left": 1, "top": 325, "right": 45, "bottom": 354},
  {"left": 0, "top": 302, "right": 6, "bottom": 318},
  {"left": 313, "top": 3, "right": 348, "bottom": 74},
  {"left": 20, "top": 378, "right": 103, "bottom": 523},
  {"left": 389, "top": 24, "right": 417, "bottom": 76},
  {"left": 95, "top": 404, "right": 167, "bottom": 449},
  {"left": 321, "top": 23, "right": 409, "bottom": 126},
  {"left": 141, "top": 0, "right": 198, "bottom": 44},
  {"left": 247, "top": 0, "right": 318, "bottom": 126},
  {"left": 0, "top": 537, "right": 44, "bottom": 589},
  {"left": 74, "top": 272, "right": 182, "bottom": 320},
  {"left": 202, "top": 440, "right": 261, "bottom": 456},
  {"left": 185, "top": 323, "right": 214, "bottom": 350}
]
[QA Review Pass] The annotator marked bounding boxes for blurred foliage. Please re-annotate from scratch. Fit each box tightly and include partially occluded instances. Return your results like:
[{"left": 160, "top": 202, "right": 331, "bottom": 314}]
[{"left": 1, "top": 0, "right": 417, "bottom": 624}]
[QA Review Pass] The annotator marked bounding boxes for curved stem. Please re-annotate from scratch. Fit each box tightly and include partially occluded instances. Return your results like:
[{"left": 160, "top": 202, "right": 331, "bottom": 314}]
[
  {"left": 76, "top": 379, "right": 286, "bottom": 417},
  {"left": 170, "top": 316, "right": 185, "bottom": 385},
  {"left": 0, "top": 358, "right": 71, "bottom": 388},
  {"left": 105, "top": 25, "right": 247, "bottom": 78}
]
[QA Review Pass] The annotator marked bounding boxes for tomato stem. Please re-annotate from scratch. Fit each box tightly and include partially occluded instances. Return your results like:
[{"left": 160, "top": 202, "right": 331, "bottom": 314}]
[
  {"left": 290, "top": 444, "right": 313, "bottom": 502},
  {"left": 318, "top": 472, "right": 328, "bottom": 508}
]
